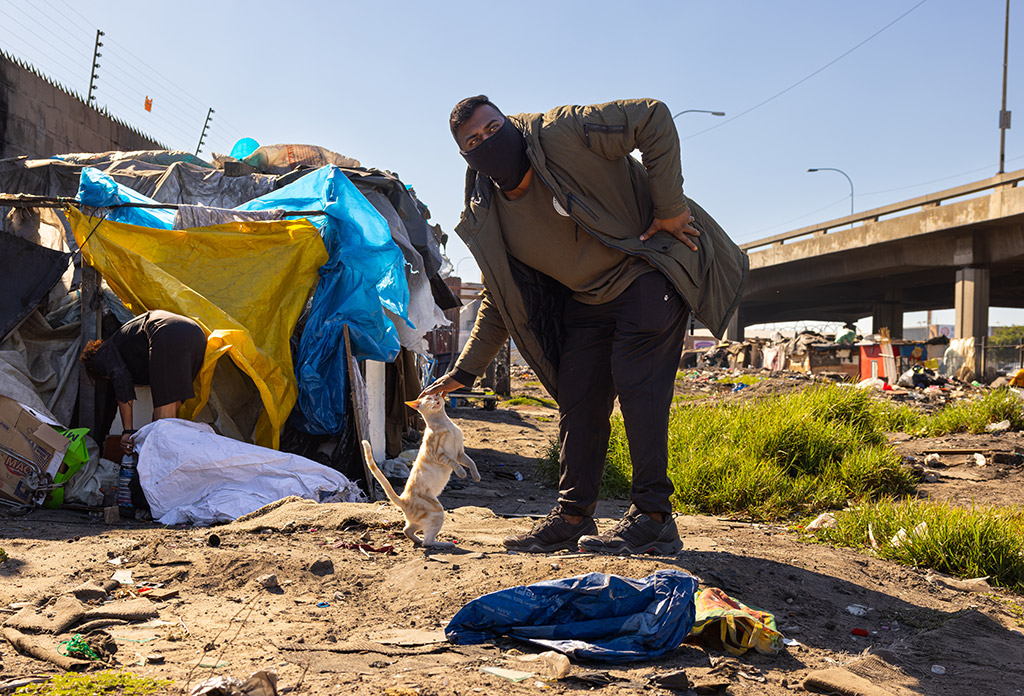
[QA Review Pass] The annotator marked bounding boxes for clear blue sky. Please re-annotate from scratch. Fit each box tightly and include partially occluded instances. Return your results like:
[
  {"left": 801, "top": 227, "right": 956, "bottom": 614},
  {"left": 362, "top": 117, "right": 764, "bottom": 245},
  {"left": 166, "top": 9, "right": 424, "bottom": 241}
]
[{"left": 2, "top": 0, "right": 1021, "bottom": 331}]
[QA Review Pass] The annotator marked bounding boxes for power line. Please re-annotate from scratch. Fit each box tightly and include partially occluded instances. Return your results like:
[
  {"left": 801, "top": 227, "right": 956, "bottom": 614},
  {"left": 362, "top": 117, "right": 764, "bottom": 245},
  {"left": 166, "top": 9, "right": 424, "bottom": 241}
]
[
  {"left": 740, "top": 193, "right": 851, "bottom": 239},
  {"left": 0, "top": 35, "right": 89, "bottom": 95},
  {"left": 0, "top": 6, "right": 92, "bottom": 86},
  {"left": 683, "top": 0, "right": 928, "bottom": 141},
  {"left": 10, "top": 0, "right": 92, "bottom": 52}
]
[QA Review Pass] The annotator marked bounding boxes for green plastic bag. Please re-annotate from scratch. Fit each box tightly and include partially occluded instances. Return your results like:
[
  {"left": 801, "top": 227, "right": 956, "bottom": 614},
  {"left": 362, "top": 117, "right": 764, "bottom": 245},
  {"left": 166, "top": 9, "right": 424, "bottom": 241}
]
[{"left": 43, "top": 427, "right": 90, "bottom": 509}]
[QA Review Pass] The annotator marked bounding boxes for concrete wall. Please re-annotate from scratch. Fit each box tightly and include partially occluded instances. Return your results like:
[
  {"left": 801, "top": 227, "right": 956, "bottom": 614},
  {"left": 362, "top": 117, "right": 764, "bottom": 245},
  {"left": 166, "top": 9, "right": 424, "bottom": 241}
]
[{"left": 0, "top": 50, "right": 162, "bottom": 159}]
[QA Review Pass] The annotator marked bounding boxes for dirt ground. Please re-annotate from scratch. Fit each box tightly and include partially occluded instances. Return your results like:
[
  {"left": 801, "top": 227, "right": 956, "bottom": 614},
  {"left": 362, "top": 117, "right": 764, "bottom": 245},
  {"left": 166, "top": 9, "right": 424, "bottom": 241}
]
[{"left": 2, "top": 371, "right": 1024, "bottom": 695}]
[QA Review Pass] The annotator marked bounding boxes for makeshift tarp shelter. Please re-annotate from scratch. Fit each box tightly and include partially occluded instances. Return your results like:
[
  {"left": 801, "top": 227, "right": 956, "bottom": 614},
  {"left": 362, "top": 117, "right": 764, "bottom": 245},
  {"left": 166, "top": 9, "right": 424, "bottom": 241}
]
[
  {"left": 0, "top": 146, "right": 457, "bottom": 510},
  {"left": 68, "top": 206, "right": 327, "bottom": 449}
]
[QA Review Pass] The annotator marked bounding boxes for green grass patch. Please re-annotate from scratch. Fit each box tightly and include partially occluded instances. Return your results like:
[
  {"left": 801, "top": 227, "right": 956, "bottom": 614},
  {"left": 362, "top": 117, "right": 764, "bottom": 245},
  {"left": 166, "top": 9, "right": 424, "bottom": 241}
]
[
  {"left": 816, "top": 499, "right": 1024, "bottom": 593},
  {"left": 15, "top": 671, "right": 171, "bottom": 696},
  {"left": 504, "top": 395, "right": 558, "bottom": 409},
  {"left": 539, "top": 384, "right": 916, "bottom": 519},
  {"left": 918, "top": 388, "right": 1024, "bottom": 435},
  {"left": 716, "top": 374, "right": 766, "bottom": 386},
  {"left": 0, "top": 547, "right": 8, "bottom": 563}
]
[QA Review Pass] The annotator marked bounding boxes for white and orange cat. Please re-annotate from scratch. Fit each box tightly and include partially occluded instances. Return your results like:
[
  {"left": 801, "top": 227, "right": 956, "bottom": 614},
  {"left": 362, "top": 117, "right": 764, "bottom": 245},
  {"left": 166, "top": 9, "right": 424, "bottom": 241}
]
[{"left": 362, "top": 393, "right": 480, "bottom": 548}]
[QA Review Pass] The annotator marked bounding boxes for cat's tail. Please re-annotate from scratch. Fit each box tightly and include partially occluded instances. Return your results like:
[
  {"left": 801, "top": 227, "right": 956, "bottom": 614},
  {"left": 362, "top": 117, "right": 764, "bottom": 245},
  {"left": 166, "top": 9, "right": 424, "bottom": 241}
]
[{"left": 361, "top": 439, "right": 404, "bottom": 507}]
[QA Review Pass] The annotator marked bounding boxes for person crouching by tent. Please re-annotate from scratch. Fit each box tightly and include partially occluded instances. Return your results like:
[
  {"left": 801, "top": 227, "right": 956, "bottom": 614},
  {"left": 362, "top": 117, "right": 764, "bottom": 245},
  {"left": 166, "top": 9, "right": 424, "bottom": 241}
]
[{"left": 79, "top": 310, "right": 207, "bottom": 455}]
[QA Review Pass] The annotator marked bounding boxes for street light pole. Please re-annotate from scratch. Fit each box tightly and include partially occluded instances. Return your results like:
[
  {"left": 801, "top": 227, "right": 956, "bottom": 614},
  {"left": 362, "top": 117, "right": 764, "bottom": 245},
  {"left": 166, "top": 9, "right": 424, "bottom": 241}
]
[
  {"left": 672, "top": 109, "right": 726, "bottom": 119},
  {"left": 807, "top": 167, "right": 854, "bottom": 216},
  {"left": 998, "top": 0, "right": 1012, "bottom": 175}
]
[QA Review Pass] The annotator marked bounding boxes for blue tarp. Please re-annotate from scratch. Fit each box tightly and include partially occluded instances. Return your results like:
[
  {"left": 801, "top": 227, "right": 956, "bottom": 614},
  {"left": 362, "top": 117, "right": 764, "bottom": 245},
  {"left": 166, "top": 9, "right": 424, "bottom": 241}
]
[
  {"left": 445, "top": 569, "right": 699, "bottom": 662},
  {"left": 78, "top": 167, "right": 176, "bottom": 228},
  {"left": 77, "top": 165, "right": 411, "bottom": 436}
]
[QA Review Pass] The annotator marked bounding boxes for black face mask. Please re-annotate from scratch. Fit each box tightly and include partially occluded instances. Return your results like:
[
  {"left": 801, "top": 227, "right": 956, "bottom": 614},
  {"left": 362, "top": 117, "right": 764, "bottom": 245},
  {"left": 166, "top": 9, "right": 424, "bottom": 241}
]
[{"left": 460, "top": 118, "right": 531, "bottom": 191}]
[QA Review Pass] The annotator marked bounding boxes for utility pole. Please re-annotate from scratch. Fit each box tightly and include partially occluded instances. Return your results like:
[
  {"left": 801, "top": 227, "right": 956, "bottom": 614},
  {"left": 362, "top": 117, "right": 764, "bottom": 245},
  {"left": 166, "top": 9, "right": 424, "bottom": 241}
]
[
  {"left": 999, "top": 0, "right": 1011, "bottom": 174},
  {"left": 195, "top": 108, "right": 215, "bottom": 156},
  {"left": 87, "top": 29, "right": 103, "bottom": 105}
]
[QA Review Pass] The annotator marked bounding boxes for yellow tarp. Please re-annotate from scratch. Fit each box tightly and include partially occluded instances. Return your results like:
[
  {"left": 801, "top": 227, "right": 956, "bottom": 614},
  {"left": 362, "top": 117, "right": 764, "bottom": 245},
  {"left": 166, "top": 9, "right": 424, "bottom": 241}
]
[{"left": 69, "top": 207, "right": 328, "bottom": 449}]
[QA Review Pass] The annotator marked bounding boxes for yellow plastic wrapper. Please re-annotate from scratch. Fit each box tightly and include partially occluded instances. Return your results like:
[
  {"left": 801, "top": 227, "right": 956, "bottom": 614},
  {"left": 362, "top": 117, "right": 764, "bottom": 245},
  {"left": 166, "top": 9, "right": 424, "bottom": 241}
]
[
  {"left": 686, "top": 587, "right": 783, "bottom": 656},
  {"left": 69, "top": 207, "right": 327, "bottom": 449}
]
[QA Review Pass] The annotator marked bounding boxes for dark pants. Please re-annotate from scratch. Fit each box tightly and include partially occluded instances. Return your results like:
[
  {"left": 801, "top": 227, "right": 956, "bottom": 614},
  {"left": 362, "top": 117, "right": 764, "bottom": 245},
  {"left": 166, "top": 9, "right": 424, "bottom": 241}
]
[{"left": 556, "top": 271, "right": 689, "bottom": 517}]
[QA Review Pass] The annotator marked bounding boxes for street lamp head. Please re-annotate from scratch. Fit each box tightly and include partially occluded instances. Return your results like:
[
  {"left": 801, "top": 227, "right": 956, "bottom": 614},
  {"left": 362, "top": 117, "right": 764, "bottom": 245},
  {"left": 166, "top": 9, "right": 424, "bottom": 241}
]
[
  {"left": 807, "top": 168, "right": 819, "bottom": 172},
  {"left": 711, "top": 111, "right": 725, "bottom": 116}
]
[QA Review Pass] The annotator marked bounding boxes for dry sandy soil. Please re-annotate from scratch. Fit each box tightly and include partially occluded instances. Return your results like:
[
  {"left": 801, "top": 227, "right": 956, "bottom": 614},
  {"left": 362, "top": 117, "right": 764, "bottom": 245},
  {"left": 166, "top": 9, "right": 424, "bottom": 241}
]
[{"left": 2, "top": 372, "right": 1024, "bottom": 695}]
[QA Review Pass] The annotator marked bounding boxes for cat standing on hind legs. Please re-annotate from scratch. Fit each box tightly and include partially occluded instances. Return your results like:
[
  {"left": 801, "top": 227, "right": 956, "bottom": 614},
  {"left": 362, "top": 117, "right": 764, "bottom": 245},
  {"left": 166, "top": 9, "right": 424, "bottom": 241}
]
[{"left": 362, "top": 393, "right": 480, "bottom": 549}]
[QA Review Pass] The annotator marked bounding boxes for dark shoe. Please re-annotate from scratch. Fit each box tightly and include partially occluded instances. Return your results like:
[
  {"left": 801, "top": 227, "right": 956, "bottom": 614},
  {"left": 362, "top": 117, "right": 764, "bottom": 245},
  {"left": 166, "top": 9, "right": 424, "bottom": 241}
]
[
  {"left": 579, "top": 505, "right": 683, "bottom": 555},
  {"left": 504, "top": 508, "right": 598, "bottom": 553}
]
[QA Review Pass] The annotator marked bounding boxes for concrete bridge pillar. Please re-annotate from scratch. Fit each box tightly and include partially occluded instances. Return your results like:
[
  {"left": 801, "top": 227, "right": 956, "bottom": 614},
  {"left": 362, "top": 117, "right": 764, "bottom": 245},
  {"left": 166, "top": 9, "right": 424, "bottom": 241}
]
[
  {"left": 724, "top": 309, "right": 744, "bottom": 342},
  {"left": 872, "top": 302, "right": 904, "bottom": 338},
  {"left": 954, "top": 266, "right": 990, "bottom": 376}
]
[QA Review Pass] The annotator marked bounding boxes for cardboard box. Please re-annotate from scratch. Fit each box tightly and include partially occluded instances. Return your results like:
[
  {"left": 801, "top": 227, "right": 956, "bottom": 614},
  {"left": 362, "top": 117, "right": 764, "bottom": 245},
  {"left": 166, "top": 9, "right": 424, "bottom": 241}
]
[{"left": 0, "top": 396, "right": 70, "bottom": 506}]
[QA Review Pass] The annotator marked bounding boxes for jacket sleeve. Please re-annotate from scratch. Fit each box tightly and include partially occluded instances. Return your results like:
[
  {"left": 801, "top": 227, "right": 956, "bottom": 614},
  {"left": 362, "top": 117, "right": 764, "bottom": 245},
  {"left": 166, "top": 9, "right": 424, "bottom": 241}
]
[
  {"left": 572, "top": 99, "right": 689, "bottom": 220},
  {"left": 449, "top": 288, "right": 510, "bottom": 388}
]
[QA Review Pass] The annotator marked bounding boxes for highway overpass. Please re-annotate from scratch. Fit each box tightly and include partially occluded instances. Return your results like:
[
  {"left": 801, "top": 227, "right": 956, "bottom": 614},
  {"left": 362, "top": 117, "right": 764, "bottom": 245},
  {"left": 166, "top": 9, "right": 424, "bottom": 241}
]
[{"left": 733, "top": 168, "right": 1024, "bottom": 369}]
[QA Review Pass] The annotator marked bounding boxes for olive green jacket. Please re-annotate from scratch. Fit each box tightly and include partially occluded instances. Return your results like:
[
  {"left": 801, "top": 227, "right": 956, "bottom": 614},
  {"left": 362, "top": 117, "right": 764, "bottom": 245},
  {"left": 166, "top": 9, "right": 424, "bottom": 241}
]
[{"left": 452, "top": 99, "right": 748, "bottom": 400}]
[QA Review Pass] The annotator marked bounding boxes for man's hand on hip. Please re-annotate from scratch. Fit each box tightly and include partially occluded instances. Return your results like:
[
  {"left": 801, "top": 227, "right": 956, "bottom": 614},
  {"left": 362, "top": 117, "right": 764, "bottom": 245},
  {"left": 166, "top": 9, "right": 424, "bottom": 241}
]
[
  {"left": 640, "top": 210, "right": 700, "bottom": 251},
  {"left": 419, "top": 374, "right": 465, "bottom": 399}
]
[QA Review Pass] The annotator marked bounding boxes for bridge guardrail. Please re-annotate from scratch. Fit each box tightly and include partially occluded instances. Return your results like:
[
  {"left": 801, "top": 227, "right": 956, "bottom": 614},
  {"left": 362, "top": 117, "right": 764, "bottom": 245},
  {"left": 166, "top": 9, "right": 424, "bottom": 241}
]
[{"left": 741, "top": 167, "right": 1024, "bottom": 253}]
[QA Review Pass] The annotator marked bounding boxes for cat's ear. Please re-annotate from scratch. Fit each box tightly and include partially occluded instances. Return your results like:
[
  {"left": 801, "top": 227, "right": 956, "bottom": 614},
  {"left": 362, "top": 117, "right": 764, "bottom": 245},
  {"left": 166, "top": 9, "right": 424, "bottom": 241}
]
[{"left": 405, "top": 400, "right": 420, "bottom": 410}]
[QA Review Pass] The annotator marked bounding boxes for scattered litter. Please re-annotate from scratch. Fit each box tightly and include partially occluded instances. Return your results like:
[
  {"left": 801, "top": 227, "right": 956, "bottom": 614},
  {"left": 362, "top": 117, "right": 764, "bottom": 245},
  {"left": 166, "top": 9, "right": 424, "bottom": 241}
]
[
  {"left": 845, "top": 604, "right": 870, "bottom": 617},
  {"left": 924, "top": 453, "right": 942, "bottom": 466},
  {"left": 783, "top": 638, "right": 802, "bottom": 647},
  {"left": 562, "top": 671, "right": 626, "bottom": 687},
  {"left": 973, "top": 453, "right": 987, "bottom": 467},
  {"left": 316, "top": 602, "right": 329, "bottom": 608},
  {"left": 931, "top": 664, "right": 947, "bottom": 675},
  {"left": 891, "top": 521, "right": 928, "bottom": 548},
  {"left": 806, "top": 512, "right": 836, "bottom": 532},
  {"left": 190, "top": 670, "right": 277, "bottom": 696},
  {"left": 738, "top": 670, "right": 766, "bottom": 682},
  {"left": 107, "top": 557, "right": 123, "bottom": 566},
  {"left": 731, "top": 383, "right": 747, "bottom": 392},
  {"left": 480, "top": 666, "right": 534, "bottom": 682},
  {"left": 448, "top": 569, "right": 699, "bottom": 661},
  {"left": 926, "top": 572, "right": 992, "bottom": 593},
  {"left": 257, "top": 574, "right": 279, "bottom": 590},
  {"left": 518, "top": 650, "right": 571, "bottom": 679},
  {"left": 851, "top": 628, "right": 869, "bottom": 637},
  {"left": 649, "top": 669, "right": 689, "bottom": 689},
  {"left": 985, "top": 420, "right": 1011, "bottom": 434},
  {"left": 514, "top": 471, "right": 523, "bottom": 481},
  {"left": 197, "top": 661, "right": 230, "bottom": 669},
  {"left": 688, "top": 587, "right": 783, "bottom": 656},
  {"left": 207, "top": 534, "right": 221, "bottom": 548},
  {"left": 111, "top": 569, "right": 134, "bottom": 585},
  {"left": 332, "top": 540, "right": 394, "bottom": 554},
  {"left": 868, "top": 523, "right": 879, "bottom": 550}
]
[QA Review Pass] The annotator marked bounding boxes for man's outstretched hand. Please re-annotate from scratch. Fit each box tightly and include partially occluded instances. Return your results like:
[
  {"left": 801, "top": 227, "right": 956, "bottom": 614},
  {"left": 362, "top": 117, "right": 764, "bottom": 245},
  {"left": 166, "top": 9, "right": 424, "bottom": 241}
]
[
  {"left": 640, "top": 210, "right": 700, "bottom": 251},
  {"left": 419, "top": 374, "right": 465, "bottom": 398}
]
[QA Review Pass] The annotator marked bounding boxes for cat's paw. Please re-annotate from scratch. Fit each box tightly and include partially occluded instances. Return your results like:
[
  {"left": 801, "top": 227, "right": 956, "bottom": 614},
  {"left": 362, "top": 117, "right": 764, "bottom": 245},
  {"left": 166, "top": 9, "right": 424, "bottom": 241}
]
[{"left": 424, "top": 540, "right": 456, "bottom": 550}]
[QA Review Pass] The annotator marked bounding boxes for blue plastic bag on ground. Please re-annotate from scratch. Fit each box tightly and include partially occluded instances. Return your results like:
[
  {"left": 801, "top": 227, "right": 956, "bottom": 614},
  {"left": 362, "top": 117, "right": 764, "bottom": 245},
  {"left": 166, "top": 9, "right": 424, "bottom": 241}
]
[{"left": 445, "top": 569, "right": 699, "bottom": 662}]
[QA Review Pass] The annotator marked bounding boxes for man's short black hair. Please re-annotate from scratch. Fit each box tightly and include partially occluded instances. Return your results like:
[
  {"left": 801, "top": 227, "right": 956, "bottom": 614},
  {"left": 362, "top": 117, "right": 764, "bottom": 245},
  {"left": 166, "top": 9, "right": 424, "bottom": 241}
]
[{"left": 450, "top": 95, "right": 501, "bottom": 138}]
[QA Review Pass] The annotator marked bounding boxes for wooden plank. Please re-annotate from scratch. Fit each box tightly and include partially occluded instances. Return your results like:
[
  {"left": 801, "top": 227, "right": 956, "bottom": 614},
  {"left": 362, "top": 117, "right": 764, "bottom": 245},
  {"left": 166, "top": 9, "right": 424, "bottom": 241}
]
[
  {"left": 343, "top": 324, "right": 375, "bottom": 502},
  {"left": 77, "top": 265, "right": 102, "bottom": 433}
]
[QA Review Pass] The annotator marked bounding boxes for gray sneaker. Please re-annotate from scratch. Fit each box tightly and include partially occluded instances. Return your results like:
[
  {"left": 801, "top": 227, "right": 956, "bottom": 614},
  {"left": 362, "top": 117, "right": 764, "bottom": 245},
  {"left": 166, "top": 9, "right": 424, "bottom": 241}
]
[
  {"left": 579, "top": 505, "right": 683, "bottom": 555},
  {"left": 504, "top": 508, "right": 598, "bottom": 553}
]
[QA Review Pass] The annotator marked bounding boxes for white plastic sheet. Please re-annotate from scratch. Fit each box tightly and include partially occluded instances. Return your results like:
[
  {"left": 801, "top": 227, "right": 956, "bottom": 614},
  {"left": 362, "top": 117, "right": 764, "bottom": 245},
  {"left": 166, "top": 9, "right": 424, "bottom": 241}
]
[{"left": 135, "top": 419, "right": 363, "bottom": 526}]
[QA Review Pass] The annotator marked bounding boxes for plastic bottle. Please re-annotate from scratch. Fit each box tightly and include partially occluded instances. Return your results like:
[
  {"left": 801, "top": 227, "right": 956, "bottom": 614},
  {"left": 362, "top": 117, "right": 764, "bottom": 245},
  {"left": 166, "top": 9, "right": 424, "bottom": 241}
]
[{"left": 117, "top": 452, "right": 136, "bottom": 516}]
